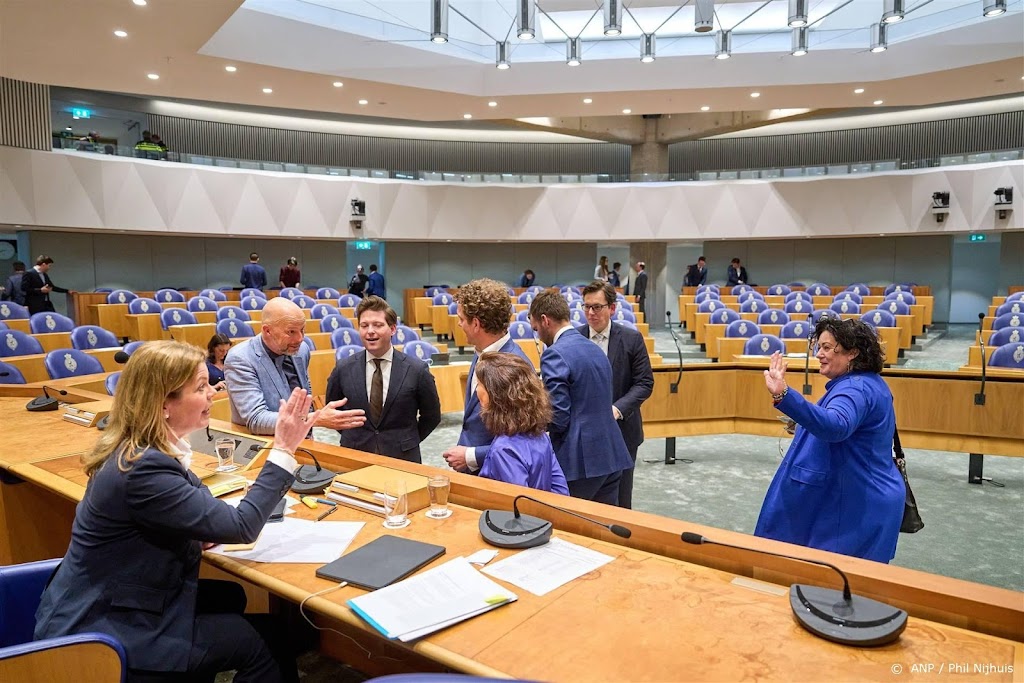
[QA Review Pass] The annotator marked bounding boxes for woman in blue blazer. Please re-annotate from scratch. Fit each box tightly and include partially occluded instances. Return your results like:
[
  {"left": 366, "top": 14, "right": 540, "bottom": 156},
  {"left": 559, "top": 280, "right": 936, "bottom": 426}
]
[
  {"left": 35, "top": 341, "right": 321, "bottom": 682},
  {"left": 756, "top": 318, "right": 904, "bottom": 563}
]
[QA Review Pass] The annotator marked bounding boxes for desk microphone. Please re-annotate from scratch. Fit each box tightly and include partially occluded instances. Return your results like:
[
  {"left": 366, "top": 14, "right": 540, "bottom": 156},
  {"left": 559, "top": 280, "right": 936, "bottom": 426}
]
[
  {"left": 665, "top": 311, "right": 684, "bottom": 394},
  {"left": 290, "top": 446, "right": 338, "bottom": 494},
  {"left": 27, "top": 385, "right": 68, "bottom": 412},
  {"left": 802, "top": 313, "right": 814, "bottom": 395},
  {"left": 975, "top": 313, "right": 987, "bottom": 406},
  {"left": 113, "top": 350, "right": 131, "bottom": 364},
  {"left": 479, "top": 494, "right": 631, "bottom": 549},
  {"left": 681, "top": 532, "right": 906, "bottom": 647}
]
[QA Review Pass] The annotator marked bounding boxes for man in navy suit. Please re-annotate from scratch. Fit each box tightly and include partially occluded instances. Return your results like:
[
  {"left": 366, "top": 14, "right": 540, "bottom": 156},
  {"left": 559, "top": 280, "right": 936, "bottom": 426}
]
[
  {"left": 443, "top": 278, "right": 530, "bottom": 473},
  {"left": 366, "top": 263, "right": 387, "bottom": 299},
  {"left": 240, "top": 252, "right": 267, "bottom": 291},
  {"left": 326, "top": 296, "right": 440, "bottom": 463},
  {"left": 579, "top": 281, "right": 654, "bottom": 508},
  {"left": 21, "top": 255, "right": 75, "bottom": 314},
  {"left": 529, "top": 290, "right": 634, "bottom": 505}
]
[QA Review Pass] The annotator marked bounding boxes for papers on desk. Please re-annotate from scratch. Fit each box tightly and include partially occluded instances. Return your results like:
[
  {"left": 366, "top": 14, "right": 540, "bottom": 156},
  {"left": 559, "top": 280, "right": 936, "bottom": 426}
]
[
  {"left": 482, "top": 537, "right": 615, "bottom": 596},
  {"left": 207, "top": 518, "right": 364, "bottom": 563},
  {"left": 347, "top": 557, "right": 517, "bottom": 642}
]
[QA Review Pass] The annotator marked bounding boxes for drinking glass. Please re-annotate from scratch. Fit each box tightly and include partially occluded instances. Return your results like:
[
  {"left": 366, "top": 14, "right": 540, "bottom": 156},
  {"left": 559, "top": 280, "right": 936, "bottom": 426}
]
[
  {"left": 426, "top": 474, "right": 452, "bottom": 519},
  {"left": 382, "top": 480, "right": 410, "bottom": 529},
  {"left": 215, "top": 438, "right": 238, "bottom": 472}
]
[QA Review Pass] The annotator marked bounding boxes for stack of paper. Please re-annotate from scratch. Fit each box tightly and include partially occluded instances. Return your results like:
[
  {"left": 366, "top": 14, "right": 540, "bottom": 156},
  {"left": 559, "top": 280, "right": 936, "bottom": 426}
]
[
  {"left": 347, "top": 557, "right": 517, "bottom": 641},
  {"left": 482, "top": 537, "right": 615, "bottom": 596},
  {"left": 207, "top": 518, "right": 364, "bottom": 563}
]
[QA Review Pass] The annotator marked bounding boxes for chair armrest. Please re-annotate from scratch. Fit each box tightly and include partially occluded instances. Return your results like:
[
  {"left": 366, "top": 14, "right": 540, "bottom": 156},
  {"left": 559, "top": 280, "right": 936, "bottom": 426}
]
[{"left": 0, "top": 632, "right": 126, "bottom": 683}]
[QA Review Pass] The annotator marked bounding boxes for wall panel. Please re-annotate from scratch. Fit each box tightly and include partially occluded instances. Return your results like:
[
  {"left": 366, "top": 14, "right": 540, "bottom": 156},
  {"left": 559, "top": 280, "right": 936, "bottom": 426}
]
[{"left": 0, "top": 77, "right": 50, "bottom": 151}]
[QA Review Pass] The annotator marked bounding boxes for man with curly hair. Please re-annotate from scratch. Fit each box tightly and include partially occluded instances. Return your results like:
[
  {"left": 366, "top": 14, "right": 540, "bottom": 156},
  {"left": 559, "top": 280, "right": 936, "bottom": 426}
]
[{"left": 442, "top": 278, "right": 530, "bottom": 473}]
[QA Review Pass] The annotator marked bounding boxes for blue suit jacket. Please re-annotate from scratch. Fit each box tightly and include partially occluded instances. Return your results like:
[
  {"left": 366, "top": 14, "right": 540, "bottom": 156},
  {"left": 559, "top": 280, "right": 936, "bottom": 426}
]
[
  {"left": 240, "top": 262, "right": 267, "bottom": 290},
  {"left": 35, "top": 447, "right": 293, "bottom": 672},
  {"left": 458, "top": 336, "right": 531, "bottom": 462},
  {"left": 224, "top": 334, "right": 312, "bottom": 435},
  {"left": 541, "top": 327, "right": 633, "bottom": 482},
  {"left": 366, "top": 271, "right": 386, "bottom": 299}
]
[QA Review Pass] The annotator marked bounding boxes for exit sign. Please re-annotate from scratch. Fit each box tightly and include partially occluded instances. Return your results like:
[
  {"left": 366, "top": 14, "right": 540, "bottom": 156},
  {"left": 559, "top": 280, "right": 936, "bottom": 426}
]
[
  {"left": 354, "top": 241, "right": 373, "bottom": 250},
  {"left": 71, "top": 108, "right": 91, "bottom": 119},
  {"left": 969, "top": 234, "right": 986, "bottom": 242}
]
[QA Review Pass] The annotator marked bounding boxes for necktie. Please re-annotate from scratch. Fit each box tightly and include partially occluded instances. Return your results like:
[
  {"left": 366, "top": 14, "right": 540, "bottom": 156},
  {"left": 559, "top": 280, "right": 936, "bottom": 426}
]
[
  {"left": 280, "top": 356, "right": 301, "bottom": 391},
  {"left": 370, "top": 358, "right": 383, "bottom": 424}
]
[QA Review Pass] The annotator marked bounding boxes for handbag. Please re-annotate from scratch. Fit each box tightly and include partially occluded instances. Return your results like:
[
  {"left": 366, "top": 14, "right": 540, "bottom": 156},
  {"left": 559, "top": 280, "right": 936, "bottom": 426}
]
[{"left": 893, "top": 426, "right": 924, "bottom": 534}]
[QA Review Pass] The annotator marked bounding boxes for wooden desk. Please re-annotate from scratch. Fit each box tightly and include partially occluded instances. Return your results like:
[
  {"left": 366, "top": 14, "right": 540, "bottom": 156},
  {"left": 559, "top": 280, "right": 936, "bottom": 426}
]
[{"left": 125, "top": 313, "right": 166, "bottom": 341}]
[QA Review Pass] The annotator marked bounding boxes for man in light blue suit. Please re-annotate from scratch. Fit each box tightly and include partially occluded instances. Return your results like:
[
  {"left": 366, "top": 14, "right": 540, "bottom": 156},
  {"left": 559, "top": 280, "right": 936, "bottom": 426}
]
[
  {"left": 225, "top": 297, "right": 366, "bottom": 435},
  {"left": 529, "top": 290, "right": 634, "bottom": 505},
  {"left": 443, "top": 278, "right": 530, "bottom": 473}
]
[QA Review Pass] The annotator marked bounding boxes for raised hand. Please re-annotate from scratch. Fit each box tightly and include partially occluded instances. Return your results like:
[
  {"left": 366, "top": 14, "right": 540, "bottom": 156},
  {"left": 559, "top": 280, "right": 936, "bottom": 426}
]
[
  {"left": 763, "top": 351, "right": 789, "bottom": 396},
  {"left": 274, "top": 388, "right": 321, "bottom": 453}
]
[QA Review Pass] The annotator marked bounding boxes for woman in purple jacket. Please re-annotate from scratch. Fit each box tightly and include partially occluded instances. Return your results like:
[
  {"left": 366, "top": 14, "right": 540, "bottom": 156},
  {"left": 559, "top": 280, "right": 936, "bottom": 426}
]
[{"left": 474, "top": 352, "right": 569, "bottom": 494}]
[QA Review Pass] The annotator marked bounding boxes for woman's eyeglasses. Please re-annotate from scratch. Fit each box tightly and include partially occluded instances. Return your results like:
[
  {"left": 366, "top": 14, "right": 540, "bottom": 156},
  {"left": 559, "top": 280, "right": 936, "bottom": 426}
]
[{"left": 815, "top": 343, "right": 841, "bottom": 354}]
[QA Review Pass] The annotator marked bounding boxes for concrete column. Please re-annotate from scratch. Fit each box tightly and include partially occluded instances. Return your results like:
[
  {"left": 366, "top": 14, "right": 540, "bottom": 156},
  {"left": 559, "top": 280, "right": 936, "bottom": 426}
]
[
  {"left": 627, "top": 242, "right": 667, "bottom": 326},
  {"left": 629, "top": 116, "right": 668, "bottom": 178}
]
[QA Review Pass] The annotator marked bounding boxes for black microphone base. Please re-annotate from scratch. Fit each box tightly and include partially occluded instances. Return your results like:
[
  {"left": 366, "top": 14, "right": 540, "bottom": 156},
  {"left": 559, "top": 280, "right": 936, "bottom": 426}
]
[
  {"left": 790, "top": 584, "right": 907, "bottom": 647},
  {"left": 479, "top": 510, "right": 552, "bottom": 549},
  {"left": 26, "top": 396, "right": 59, "bottom": 412},
  {"left": 974, "top": 393, "right": 986, "bottom": 406},
  {"left": 290, "top": 465, "right": 338, "bottom": 495}
]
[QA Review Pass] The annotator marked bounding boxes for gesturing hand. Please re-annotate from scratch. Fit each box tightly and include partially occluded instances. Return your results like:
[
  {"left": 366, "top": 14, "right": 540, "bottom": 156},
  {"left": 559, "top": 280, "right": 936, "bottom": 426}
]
[
  {"left": 313, "top": 398, "right": 366, "bottom": 431},
  {"left": 274, "top": 388, "right": 322, "bottom": 453},
  {"left": 763, "top": 351, "right": 789, "bottom": 396}
]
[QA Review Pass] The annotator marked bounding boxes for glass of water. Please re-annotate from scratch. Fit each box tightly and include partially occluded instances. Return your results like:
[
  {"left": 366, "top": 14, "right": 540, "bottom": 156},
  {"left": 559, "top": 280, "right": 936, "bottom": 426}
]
[
  {"left": 382, "top": 480, "right": 410, "bottom": 529},
  {"left": 215, "top": 437, "right": 238, "bottom": 472},
  {"left": 426, "top": 474, "right": 451, "bottom": 519}
]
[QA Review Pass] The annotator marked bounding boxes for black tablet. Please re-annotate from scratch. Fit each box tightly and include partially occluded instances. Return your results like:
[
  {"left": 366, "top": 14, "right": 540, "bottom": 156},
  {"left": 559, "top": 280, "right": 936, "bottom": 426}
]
[{"left": 315, "top": 535, "right": 446, "bottom": 590}]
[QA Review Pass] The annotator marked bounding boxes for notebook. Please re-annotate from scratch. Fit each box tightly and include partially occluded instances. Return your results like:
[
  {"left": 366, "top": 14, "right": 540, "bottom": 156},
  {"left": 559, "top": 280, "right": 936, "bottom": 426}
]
[{"left": 315, "top": 535, "right": 445, "bottom": 590}]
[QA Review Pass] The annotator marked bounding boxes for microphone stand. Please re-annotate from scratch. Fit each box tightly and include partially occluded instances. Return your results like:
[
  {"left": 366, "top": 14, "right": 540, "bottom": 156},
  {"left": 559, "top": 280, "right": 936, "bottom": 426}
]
[
  {"left": 802, "top": 314, "right": 814, "bottom": 395},
  {"left": 649, "top": 311, "right": 693, "bottom": 466},
  {"left": 975, "top": 312, "right": 986, "bottom": 406}
]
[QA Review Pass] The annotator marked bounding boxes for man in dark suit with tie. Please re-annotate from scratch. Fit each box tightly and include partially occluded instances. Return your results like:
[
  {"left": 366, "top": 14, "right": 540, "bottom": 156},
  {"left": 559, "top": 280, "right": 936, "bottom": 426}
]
[
  {"left": 727, "top": 258, "right": 749, "bottom": 287},
  {"left": 579, "top": 281, "right": 654, "bottom": 508},
  {"left": 529, "top": 290, "right": 634, "bottom": 505},
  {"left": 325, "top": 296, "right": 441, "bottom": 463},
  {"left": 443, "top": 278, "right": 531, "bottom": 473},
  {"left": 22, "top": 255, "right": 75, "bottom": 315},
  {"left": 633, "top": 261, "right": 648, "bottom": 315}
]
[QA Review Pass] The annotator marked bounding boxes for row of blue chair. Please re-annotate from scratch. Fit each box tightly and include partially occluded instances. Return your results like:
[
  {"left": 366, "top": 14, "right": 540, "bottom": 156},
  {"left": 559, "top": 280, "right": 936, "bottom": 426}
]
[
  {"left": 104, "top": 286, "right": 352, "bottom": 304},
  {"left": 0, "top": 326, "right": 120, "bottom": 359}
]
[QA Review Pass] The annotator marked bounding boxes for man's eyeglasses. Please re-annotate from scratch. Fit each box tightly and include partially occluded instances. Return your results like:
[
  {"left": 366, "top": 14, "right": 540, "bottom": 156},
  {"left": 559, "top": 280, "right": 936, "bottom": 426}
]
[{"left": 582, "top": 304, "right": 609, "bottom": 312}]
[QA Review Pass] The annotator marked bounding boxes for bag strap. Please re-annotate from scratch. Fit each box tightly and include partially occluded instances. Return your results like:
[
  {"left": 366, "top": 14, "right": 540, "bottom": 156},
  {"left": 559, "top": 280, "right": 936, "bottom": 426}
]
[{"left": 893, "top": 424, "right": 905, "bottom": 461}]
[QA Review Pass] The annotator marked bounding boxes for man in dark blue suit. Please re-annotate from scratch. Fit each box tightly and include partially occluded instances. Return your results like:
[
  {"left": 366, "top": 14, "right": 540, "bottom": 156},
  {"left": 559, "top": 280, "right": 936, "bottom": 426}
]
[
  {"left": 529, "top": 290, "right": 634, "bottom": 505},
  {"left": 579, "top": 281, "right": 654, "bottom": 508},
  {"left": 443, "top": 278, "right": 530, "bottom": 473}
]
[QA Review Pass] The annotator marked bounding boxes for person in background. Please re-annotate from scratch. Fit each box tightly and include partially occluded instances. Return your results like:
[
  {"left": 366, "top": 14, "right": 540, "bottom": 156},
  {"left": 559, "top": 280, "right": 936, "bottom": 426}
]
[
  {"left": 206, "top": 333, "right": 231, "bottom": 391},
  {"left": 241, "top": 252, "right": 267, "bottom": 291},
  {"left": 366, "top": 263, "right": 386, "bottom": 300},
  {"left": 348, "top": 264, "right": 368, "bottom": 297},
  {"left": 151, "top": 133, "right": 168, "bottom": 153},
  {"left": 34, "top": 341, "right": 314, "bottom": 681},
  {"left": 1, "top": 260, "right": 27, "bottom": 305},
  {"left": 22, "top": 255, "right": 75, "bottom": 315},
  {"left": 519, "top": 269, "right": 536, "bottom": 288},
  {"left": 474, "top": 352, "right": 569, "bottom": 494},
  {"left": 133, "top": 130, "right": 162, "bottom": 156},
  {"left": 686, "top": 256, "right": 708, "bottom": 287},
  {"left": 756, "top": 318, "right": 904, "bottom": 563},
  {"left": 632, "top": 261, "right": 648, "bottom": 315},
  {"left": 279, "top": 257, "right": 301, "bottom": 289},
  {"left": 594, "top": 255, "right": 610, "bottom": 282},
  {"left": 608, "top": 262, "right": 622, "bottom": 288},
  {"left": 727, "top": 258, "right": 749, "bottom": 287}
]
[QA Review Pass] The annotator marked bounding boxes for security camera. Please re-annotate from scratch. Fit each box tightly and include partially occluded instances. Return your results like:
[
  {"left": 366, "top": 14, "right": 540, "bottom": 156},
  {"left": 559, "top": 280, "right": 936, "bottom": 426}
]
[
  {"left": 350, "top": 199, "right": 366, "bottom": 217},
  {"left": 994, "top": 187, "right": 1013, "bottom": 220},
  {"left": 931, "top": 191, "right": 950, "bottom": 223}
]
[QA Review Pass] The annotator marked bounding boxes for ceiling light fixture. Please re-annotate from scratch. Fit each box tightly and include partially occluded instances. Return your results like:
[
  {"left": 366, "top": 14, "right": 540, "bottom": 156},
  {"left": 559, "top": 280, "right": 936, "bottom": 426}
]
[
  {"left": 791, "top": 27, "right": 808, "bottom": 56},
  {"left": 488, "top": 101, "right": 498, "bottom": 107},
  {"left": 114, "top": 29, "right": 128, "bottom": 37},
  {"left": 604, "top": 0, "right": 622, "bottom": 36},
  {"left": 622, "top": 108, "right": 632, "bottom": 114},
  {"left": 430, "top": 0, "right": 448, "bottom": 43},
  {"left": 788, "top": 0, "right": 808, "bottom": 27},
  {"left": 583, "top": 98, "right": 593, "bottom": 104},
  {"left": 870, "top": 22, "right": 888, "bottom": 52},
  {"left": 700, "top": 106, "right": 711, "bottom": 111},
  {"left": 566, "top": 37, "right": 581, "bottom": 66},
  {"left": 147, "top": 73, "right": 159, "bottom": 80},
  {"left": 358, "top": 99, "right": 368, "bottom": 105},
  {"left": 333, "top": 81, "right": 343, "bottom": 87},
  {"left": 882, "top": 0, "right": 905, "bottom": 24},
  {"left": 225, "top": 65, "right": 237, "bottom": 72},
  {"left": 132, "top": 0, "right": 146, "bottom": 5},
  {"left": 854, "top": 87, "right": 865, "bottom": 94},
  {"left": 463, "top": 113, "right": 472, "bottom": 119},
  {"left": 640, "top": 33, "right": 656, "bottom": 63},
  {"left": 516, "top": 0, "right": 535, "bottom": 40},
  {"left": 262, "top": 87, "right": 272, "bottom": 93},
  {"left": 750, "top": 91, "right": 760, "bottom": 98},
  {"left": 983, "top": 0, "right": 1007, "bottom": 17},
  {"left": 874, "top": 99, "right": 884, "bottom": 105},
  {"left": 496, "top": 41, "right": 511, "bottom": 69},
  {"left": 715, "top": 29, "right": 731, "bottom": 59},
  {"left": 694, "top": 0, "right": 715, "bottom": 33}
]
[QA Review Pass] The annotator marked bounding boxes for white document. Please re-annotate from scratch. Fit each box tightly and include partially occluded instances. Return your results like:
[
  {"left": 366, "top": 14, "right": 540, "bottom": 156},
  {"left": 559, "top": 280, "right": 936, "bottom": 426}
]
[
  {"left": 465, "top": 549, "right": 499, "bottom": 566},
  {"left": 482, "top": 536, "right": 615, "bottom": 596},
  {"left": 208, "top": 518, "right": 364, "bottom": 563},
  {"left": 348, "top": 557, "right": 517, "bottom": 642}
]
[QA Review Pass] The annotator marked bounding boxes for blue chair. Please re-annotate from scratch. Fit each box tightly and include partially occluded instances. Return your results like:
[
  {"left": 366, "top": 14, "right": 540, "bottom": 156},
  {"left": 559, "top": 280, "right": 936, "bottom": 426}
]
[
  {"left": 788, "top": 282, "right": 806, "bottom": 288},
  {"left": 694, "top": 292, "right": 720, "bottom": 305},
  {"left": 44, "top": 348, "right": 104, "bottom": 379},
  {"left": 711, "top": 308, "right": 741, "bottom": 325},
  {"left": 993, "top": 312, "right": 1023, "bottom": 330},
  {"left": 517, "top": 292, "right": 534, "bottom": 305},
  {"left": 738, "top": 291, "right": 764, "bottom": 303},
  {"left": 404, "top": 340, "right": 439, "bottom": 364},
  {"left": 812, "top": 309, "right": 839, "bottom": 323},
  {"left": 335, "top": 344, "right": 363, "bottom": 360},
  {"left": 995, "top": 301, "right": 1023, "bottom": 317},
  {"left": 515, "top": 310, "right": 531, "bottom": 322},
  {"left": 883, "top": 283, "right": 914, "bottom": 296},
  {"left": 154, "top": 288, "right": 185, "bottom": 303},
  {"left": 291, "top": 295, "right": 316, "bottom": 309},
  {"left": 29, "top": 312, "right": 75, "bottom": 334},
  {"left": 569, "top": 309, "right": 586, "bottom": 326},
  {"left": 0, "top": 558, "right": 126, "bottom": 682},
  {"left": 392, "top": 325, "right": 420, "bottom": 345},
  {"left": 526, "top": 286, "right": 545, "bottom": 294},
  {"left": 845, "top": 283, "right": 870, "bottom": 297},
  {"left": 740, "top": 299, "right": 765, "bottom": 313},
  {"left": 279, "top": 287, "right": 303, "bottom": 300},
  {"left": 767, "top": 284, "right": 792, "bottom": 296},
  {"left": 784, "top": 299, "right": 812, "bottom": 315},
  {"left": 0, "top": 361, "right": 26, "bottom": 384},
  {"left": 785, "top": 291, "right": 812, "bottom": 303},
  {"left": 198, "top": 288, "right": 227, "bottom": 301},
  {"left": 744, "top": 334, "right": 786, "bottom": 356},
  {"left": 0, "top": 330, "right": 43, "bottom": 357},
  {"left": 989, "top": 326, "right": 1024, "bottom": 347},
  {"left": 885, "top": 291, "right": 916, "bottom": 305},
  {"left": 833, "top": 291, "right": 863, "bottom": 304},
  {"left": 861, "top": 310, "right": 896, "bottom": 328},
  {"left": 424, "top": 286, "right": 449, "bottom": 297},
  {"left": 560, "top": 286, "right": 581, "bottom": 295},
  {"left": 320, "top": 314, "right": 354, "bottom": 333},
  {"left": 1006, "top": 292, "right": 1024, "bottom": 303},
  {"left": 121, "top": 340, "right": 146, "bottom": 356},
  {"left": 806, "top": 283, "right": 831, "bottom": 297},
  {"left": 615, "top": 320, "right": 638, "bottom": 331},
  {"left": 70, "top": 325, "right": 119, "bottom": 350},
  {"left": 331, "top": 328, "right": 362, "bottom": 348},
  {"left": 432, "top": 292, "right": 453, "bottom": 307},
  {"left": 730, "top": 285, "right": 751, "bottom": 295},
  {"left": 830, "top": 300, "right": 861, "bottom": 315},
  {"left": 758, "top": 309, "right": 789, "bottom": 326},
  {"left": 316, "top": 287, "right": 340, "bottom": 300},
  {"left": 615, "top": 299, "right": 634, "bottom": 312},
  {"left": 105, "top": 371, "right": 121, "bottom": 396},
  {"left": 697, "top": 299, "right": 726, "bottom": 314},
  {"left": 105, "top": 289, "right": 137, "bottom": 305},
  {"left": 216, "top": 318, "right": 254, "bottom": 338},
  {"left": 338, "top": 294, "right": 361, "bottom": 308},
  {"left": 882, "top": 300, "right": 911, "bottom": 316},
  {"left": 160, "top": 308, "right": 197, "bottom": 329},
  {"left": 448, "top": 301, "right": 458, "bottom": 315},
  {"left": 311, "top": 304, "right": 340, "bottom": 319},
  {"left": 0, "top": 302, "right": 29, "bottom": 322},
  {"left": 0, "top": 322, "right": 6, "bottom": 330},
  {"left": 300, "top": 336, "right": 316, "bottom": 354},
  {"left": 561, "top": 292, "right": 581, "bottom": 303},
  {"left": 696, "top": 285, "right": 720, "bottom": 295},
  {"left": 780, "top": 320, "right": 810, "bottom": 339},
  {"left": 128, "top": 297, "right": 161, "bottom": 314},
  {"left": 216, "top": 306, "right": 250, "bottom": 322},
  {"left": 726, "top": 320, "right": 760, "bottom": 338},
  {"left": 988, "top": 343, "right": 1024, "bottom": 369},
  {"left": 241, "top": 288, "right": 267, "bottom": 300},
  {"left": 612, "top": 309, "right": 636, "bottom": 323},
  {"left": 508, "top": 321, "right": 535, "bottom": 339},
  {"left": 241, "top": 296, "right": 267, "bottom": 311},
  {"left": 187, "top": 296, "right": 218, "bottom": 313}
]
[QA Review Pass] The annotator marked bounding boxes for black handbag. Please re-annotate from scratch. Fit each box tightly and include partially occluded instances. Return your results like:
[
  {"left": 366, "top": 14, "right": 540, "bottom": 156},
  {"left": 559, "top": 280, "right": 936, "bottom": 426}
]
[{"left": 893, "top": 426, "right": 924, "bottom": 534}]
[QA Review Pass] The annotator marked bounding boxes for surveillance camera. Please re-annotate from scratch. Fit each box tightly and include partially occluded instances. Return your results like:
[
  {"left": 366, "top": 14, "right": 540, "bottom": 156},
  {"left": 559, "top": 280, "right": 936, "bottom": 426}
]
[
  {"left": 931, "top": 191, "right": 950, "bottom": 209},
  {"left": 994, "top": 187, "right": 1013, "bottom": 219}
]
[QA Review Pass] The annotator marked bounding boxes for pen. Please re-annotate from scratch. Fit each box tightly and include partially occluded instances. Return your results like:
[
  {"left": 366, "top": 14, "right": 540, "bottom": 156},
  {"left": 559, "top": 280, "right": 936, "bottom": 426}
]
[
  {"left": 316, "top": 506, "right": 338, "bottom": 522},
  {"left": 315, "top": 498, "right": 338, "bottom": 507}
]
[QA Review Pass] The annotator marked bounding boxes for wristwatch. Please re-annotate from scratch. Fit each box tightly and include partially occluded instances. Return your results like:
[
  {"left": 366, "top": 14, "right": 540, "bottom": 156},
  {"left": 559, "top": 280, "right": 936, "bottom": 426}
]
[{"left": 771, "top": 387, "right": 789, "bottom": 403}]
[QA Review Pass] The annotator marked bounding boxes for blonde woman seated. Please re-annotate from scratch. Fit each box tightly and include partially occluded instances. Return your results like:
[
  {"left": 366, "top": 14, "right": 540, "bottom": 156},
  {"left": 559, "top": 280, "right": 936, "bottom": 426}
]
[{"left": 474, "top": 352, "right": 569, "bottom": 494}]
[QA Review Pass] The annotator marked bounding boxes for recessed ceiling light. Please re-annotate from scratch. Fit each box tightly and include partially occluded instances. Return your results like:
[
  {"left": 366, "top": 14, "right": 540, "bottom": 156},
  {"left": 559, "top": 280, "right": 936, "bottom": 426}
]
[
  {"left": 463, "top": 113, "right": 472, "bottom": 119},
  {"left": 622, "top": 108, "right": 632, "bottom": 114},
  {"left": 873, "top": 99, "right": 884, "bottom": 105},
  {"left": 262, "top": 87, "right": 273, "bottom": 94},
  {"left": 225, "top": 65, "right": 237, "bottom": 73},
  {"left": 750, "top": 92, "right": 761, "bottom": 98},
  {"left": 65, "top": 126, "right": 72, "bottom": 131},
  {"left": 854, "top": 88, "right": 864, "bottom": 94},
  {"left": 147, "top": 73, "right": 159, "bottom": 80},
  {"left": 358, "top": 99, "right": 368, "bottom": 105},
  {"left": 700, "top": 105, "right": 710, "bottom": 111},
  {"left": 114, "top": 30, "right": 128, "bottom": 38},
  {"left": 583, "top": 98, "right": 593, "bottom": 104},
  {"left": 488, "top": 101, "right": 497, "bottom": 107},
  {"left": 132, "top": 0, "right": 147, "bottom": 5},
  {"left": 333, "top": 81, "right": 343, "bottom": 88}
]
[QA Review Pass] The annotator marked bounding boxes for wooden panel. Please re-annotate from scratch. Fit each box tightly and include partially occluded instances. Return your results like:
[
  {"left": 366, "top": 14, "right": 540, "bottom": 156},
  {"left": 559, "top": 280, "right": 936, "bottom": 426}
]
[
  {"left": 32, "top": 332, "right": 73, "bottom": 352},
  {"left": 0, "top": 640, "right": 123, "bottom": 683}
]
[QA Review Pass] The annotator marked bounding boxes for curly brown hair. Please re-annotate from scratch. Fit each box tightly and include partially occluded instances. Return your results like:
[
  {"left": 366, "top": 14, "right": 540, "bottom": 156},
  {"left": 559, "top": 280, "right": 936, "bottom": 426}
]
[
  {"left": 476, "top": 352, "right": 551, "bottom": 437},
  {"left": 813, "top": 318, "right": 885, "bottom": 373},
  {"left": 455, "top": 278, "right": 513, "bottom": 334}
]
